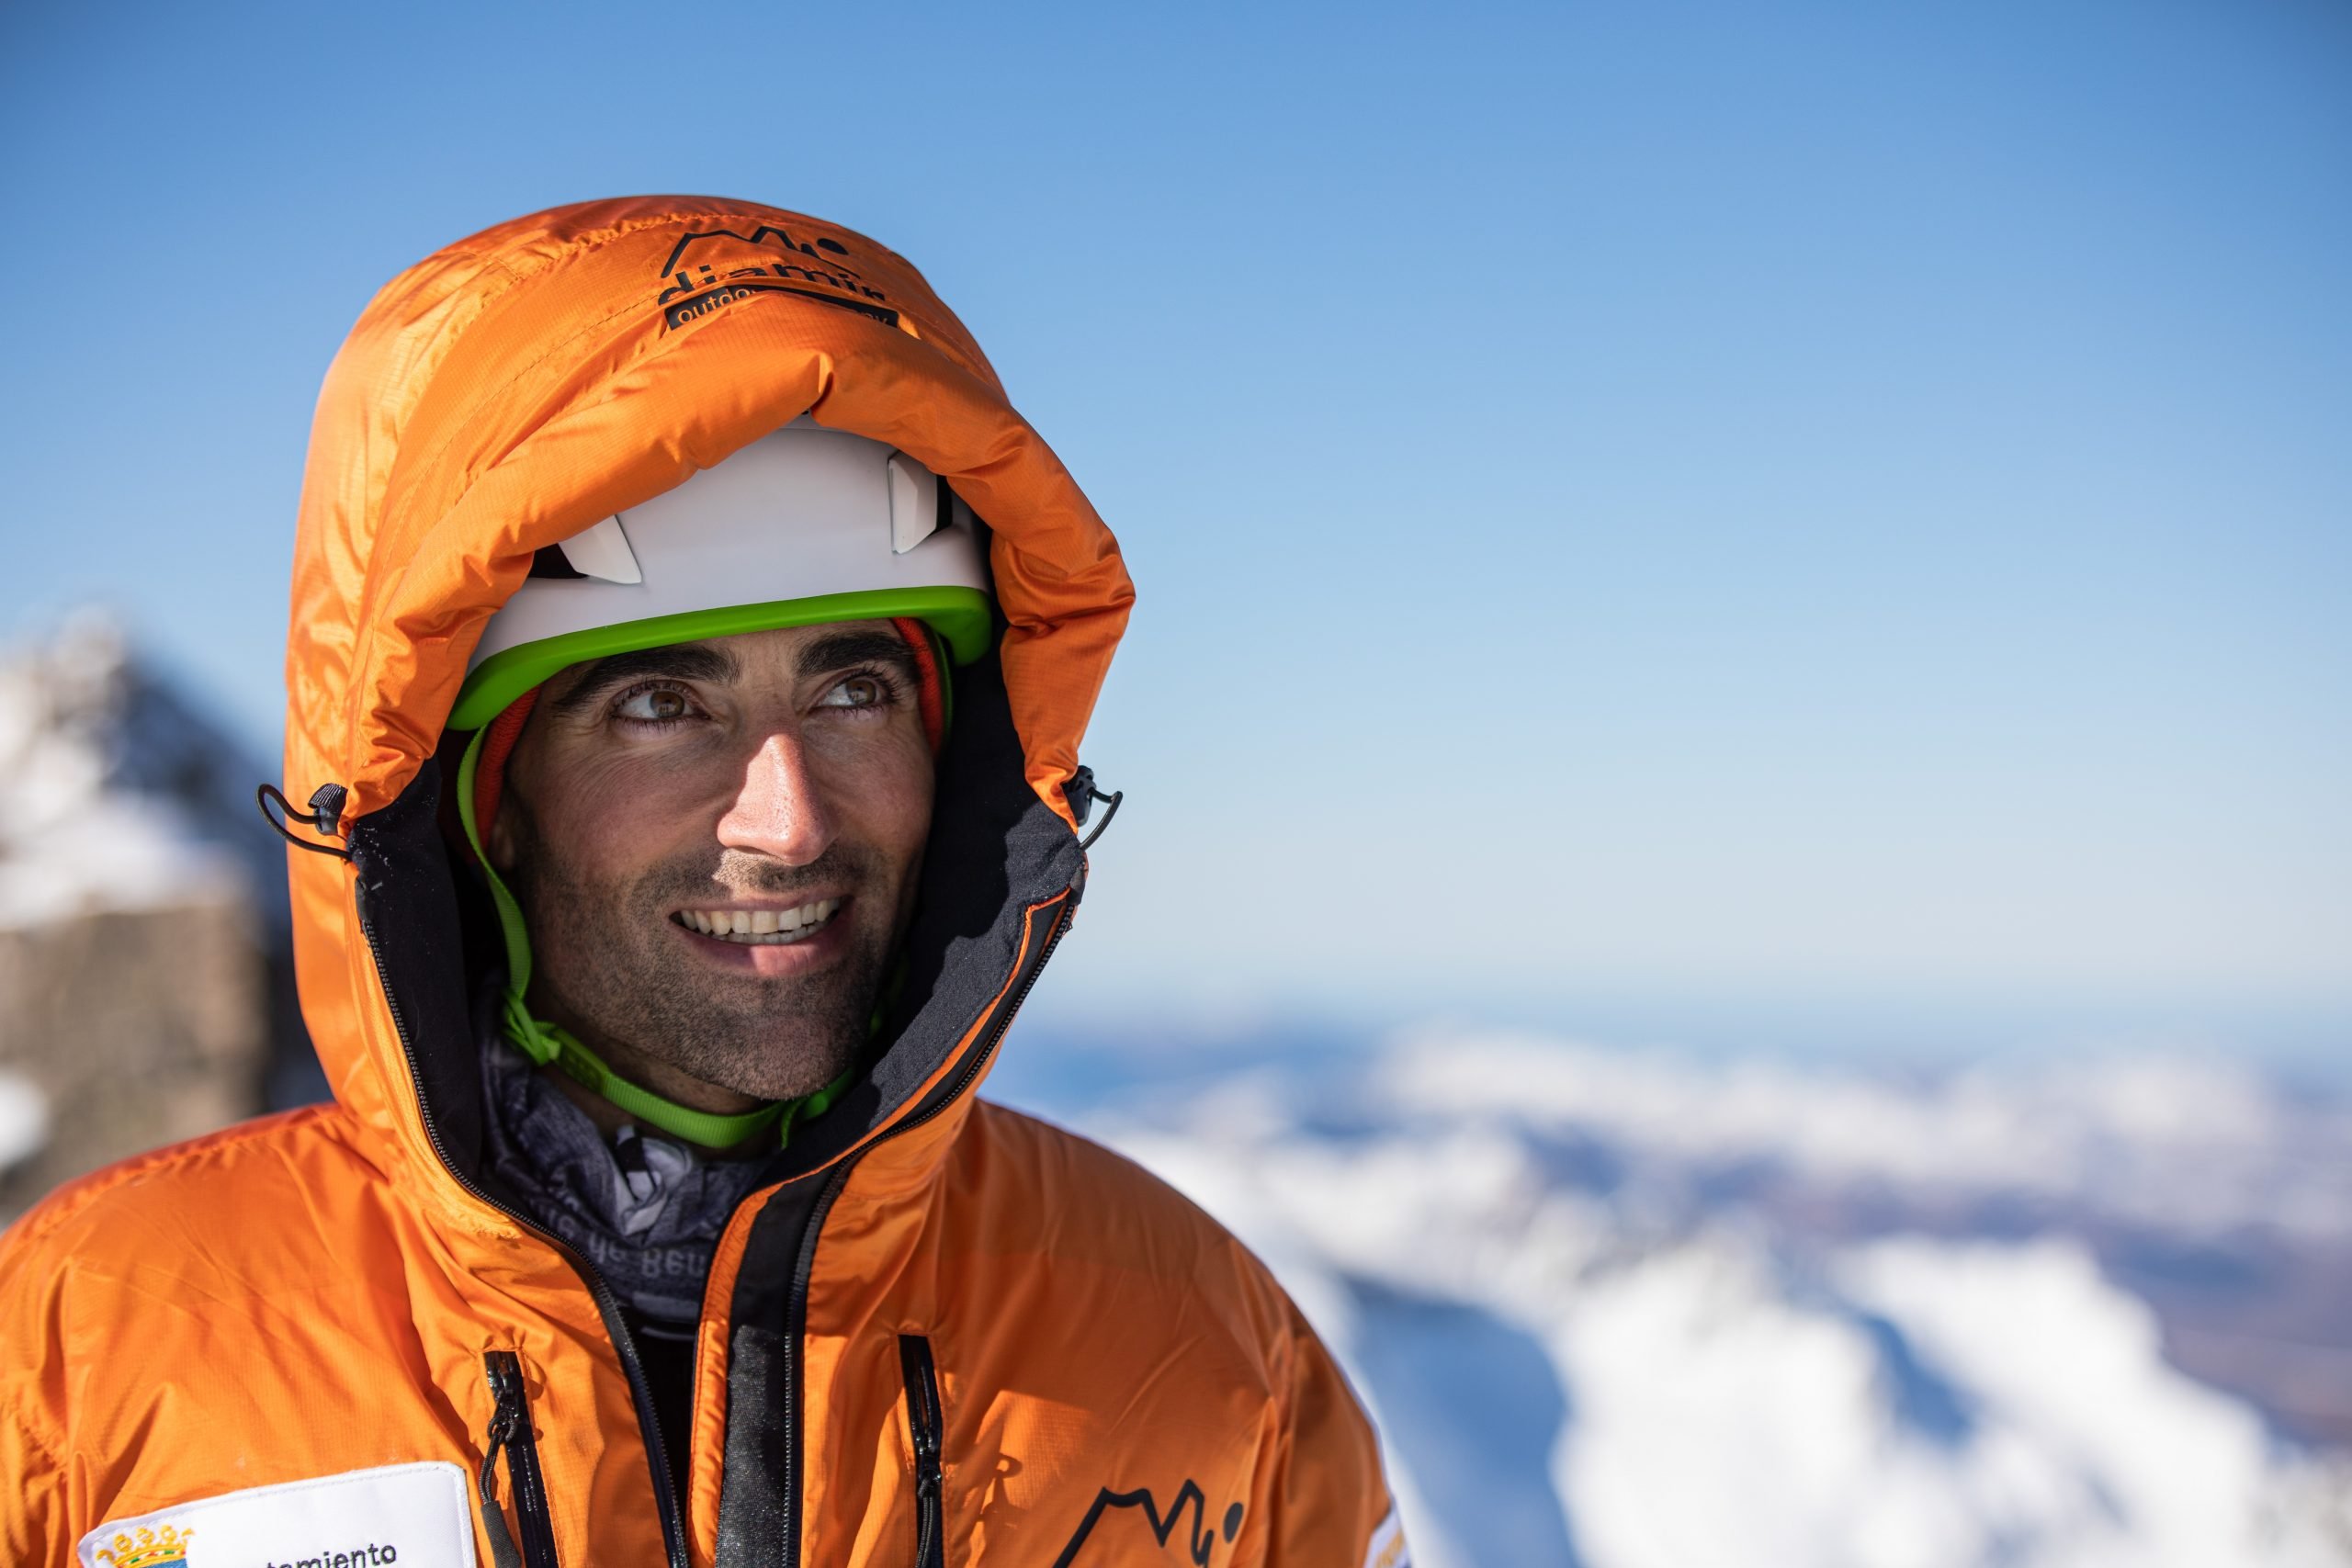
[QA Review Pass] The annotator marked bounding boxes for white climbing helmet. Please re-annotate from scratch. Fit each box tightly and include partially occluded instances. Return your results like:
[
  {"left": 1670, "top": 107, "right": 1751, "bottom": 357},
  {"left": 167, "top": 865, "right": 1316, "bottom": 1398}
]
[{"left": 450, "top": 417, "right": 992, "bottom": 730}]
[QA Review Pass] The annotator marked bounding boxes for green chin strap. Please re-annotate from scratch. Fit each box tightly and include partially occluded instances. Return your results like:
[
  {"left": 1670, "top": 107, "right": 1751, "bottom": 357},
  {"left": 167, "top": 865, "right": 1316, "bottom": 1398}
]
[{"left": 457, "top": 724, "right": 846, "bottom": 1150}]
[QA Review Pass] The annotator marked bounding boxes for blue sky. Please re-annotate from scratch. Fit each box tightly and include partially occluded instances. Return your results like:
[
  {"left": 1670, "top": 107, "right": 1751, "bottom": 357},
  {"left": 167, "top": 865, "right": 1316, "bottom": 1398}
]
[{"left": 4, "top": 1, "right": 2346, "bottom": 1058}]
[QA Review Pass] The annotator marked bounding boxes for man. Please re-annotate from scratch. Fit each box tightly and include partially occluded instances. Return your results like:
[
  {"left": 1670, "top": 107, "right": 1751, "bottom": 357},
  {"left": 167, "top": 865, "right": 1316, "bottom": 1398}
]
[{"left": 0, "top": 198, "right": 1405, "bottom": 1567}]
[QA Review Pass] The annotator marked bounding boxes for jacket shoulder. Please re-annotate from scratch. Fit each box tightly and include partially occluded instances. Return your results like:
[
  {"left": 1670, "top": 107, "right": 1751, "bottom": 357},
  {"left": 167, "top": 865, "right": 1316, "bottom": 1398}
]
[
  {"left": 959, "top": 1100, "right": 1309, "bottom": 1345},
  {"left": 0, "top": 1105, "right": 386, "bottom": 1507},
  {"left": 965, "top": 1099, "right": 1248, "bottom": 1237},
  {"left": 956, "top": 1102, "right": 1400, "bottom": 1560},
  {"left": 0, "top": 1104, "right": 379, "bottom": 1304}
]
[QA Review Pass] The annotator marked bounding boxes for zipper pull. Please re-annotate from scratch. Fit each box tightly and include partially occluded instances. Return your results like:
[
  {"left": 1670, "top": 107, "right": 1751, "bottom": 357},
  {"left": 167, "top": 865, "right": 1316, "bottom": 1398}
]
[
  {"left": 481, "top": 1351, "right": 561, "bottom": 1568},
  {"left": 478, "top": 1390, "right": 524, "bottom": 1568},
  {"left": 899, "top": 1336, "right": 946, "bottom": 1568}
]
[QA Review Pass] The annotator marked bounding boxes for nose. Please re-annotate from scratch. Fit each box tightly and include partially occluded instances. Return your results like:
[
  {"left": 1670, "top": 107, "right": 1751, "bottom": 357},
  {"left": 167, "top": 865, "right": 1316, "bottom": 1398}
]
[{"left": 715, "top": 731, "right": 836, "bottom": 864}]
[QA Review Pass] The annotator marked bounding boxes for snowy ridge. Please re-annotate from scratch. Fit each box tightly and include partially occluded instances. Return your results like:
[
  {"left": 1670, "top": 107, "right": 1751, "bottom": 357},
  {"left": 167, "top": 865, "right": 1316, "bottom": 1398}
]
[
  {"left": 1019, "top": 1033, "right": 2352, "bottom": 1567},
  {"left": 0, "top": 610, "right": 275, "bottom": 930}
]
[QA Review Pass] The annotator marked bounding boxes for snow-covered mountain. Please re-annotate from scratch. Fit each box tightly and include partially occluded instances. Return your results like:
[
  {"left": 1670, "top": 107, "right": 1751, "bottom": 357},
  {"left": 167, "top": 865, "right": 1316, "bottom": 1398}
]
[
  {"left": 992, "top": 1029, "right": 2352, "bottom": 1567},
  {"left": 0, "top": 609, "right": 317, "bottom": 1187},
  {"left": 0, "top": 609, "right": 266, "bottom": 931}
]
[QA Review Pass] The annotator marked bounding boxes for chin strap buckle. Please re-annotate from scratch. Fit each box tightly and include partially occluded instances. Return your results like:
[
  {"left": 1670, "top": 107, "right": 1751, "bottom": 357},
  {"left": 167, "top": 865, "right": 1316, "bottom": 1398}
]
[{"left": 257, "top": 782, "right": 353, "bottom": 861}]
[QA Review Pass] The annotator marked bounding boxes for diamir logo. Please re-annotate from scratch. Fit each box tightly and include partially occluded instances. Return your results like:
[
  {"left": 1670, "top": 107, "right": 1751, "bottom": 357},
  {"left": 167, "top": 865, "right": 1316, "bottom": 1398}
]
[
  {"left": 652, "top": 223, "right": 899, "bottom": 330},
  {"left": 1051, "top": 1478, "right": 1245, "bottom": 1566}
]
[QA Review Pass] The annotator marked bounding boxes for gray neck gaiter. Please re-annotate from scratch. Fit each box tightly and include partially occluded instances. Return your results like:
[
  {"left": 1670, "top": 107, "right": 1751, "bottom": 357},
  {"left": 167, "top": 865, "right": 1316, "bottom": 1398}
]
[{"left": 478, "top": 1029, "right": 771, "bottom": 1330}]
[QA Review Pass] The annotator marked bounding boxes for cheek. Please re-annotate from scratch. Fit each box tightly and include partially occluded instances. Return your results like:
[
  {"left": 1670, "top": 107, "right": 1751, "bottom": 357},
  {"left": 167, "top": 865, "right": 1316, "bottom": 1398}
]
[
  {"left": 529, "top": 749, "right": 718, "bottom": 886},
  {"left": 815, "top": 729, "right": 935, "bottom": 868}
]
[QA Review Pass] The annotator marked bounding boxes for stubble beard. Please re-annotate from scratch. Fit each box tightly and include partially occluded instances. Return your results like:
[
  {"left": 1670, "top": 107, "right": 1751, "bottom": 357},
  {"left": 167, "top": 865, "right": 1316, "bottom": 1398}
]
[{"left": 504, "top": 807, "right": 896, "bottom": 1103}]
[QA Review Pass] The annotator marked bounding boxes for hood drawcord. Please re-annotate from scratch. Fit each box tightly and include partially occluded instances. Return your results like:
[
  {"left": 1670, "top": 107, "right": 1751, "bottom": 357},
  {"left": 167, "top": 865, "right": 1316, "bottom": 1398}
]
[{"left": 257, "top": 781, "right": 353, "bottom": 860}]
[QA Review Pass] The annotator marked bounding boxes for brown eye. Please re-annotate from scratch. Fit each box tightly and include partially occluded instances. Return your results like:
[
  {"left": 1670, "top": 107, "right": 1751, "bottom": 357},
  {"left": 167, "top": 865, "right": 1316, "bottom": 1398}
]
[
  {"left": 820, "top": 674, "right": 888, "bottom": 710},
  {"left": 615, "top": 685, "right": 695, "bottom": 723}
]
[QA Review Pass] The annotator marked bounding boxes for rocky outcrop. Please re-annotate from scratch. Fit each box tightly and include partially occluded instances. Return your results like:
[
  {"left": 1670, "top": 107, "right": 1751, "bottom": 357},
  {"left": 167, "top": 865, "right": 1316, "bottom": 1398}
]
[{"left": 0, "top": 896, "right": 268, "bottom": 1218}]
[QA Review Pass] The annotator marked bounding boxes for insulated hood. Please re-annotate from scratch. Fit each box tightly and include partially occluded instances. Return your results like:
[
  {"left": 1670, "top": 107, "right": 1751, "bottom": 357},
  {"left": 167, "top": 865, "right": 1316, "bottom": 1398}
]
[{"left": 280, "top": 197, "right": 1132, "bottom": 1220}]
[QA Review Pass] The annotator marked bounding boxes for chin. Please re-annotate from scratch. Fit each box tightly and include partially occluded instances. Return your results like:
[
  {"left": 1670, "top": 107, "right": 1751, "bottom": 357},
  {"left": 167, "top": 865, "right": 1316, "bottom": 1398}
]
[{"left": 663, "top": 1012, "right": 867, "bottom": 1103}]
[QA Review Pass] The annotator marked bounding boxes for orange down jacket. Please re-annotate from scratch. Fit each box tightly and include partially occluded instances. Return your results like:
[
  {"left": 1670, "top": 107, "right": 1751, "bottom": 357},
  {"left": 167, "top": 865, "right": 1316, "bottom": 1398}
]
[{"left": 0, "top": 197, "right": 1402, "bottom": 1568}]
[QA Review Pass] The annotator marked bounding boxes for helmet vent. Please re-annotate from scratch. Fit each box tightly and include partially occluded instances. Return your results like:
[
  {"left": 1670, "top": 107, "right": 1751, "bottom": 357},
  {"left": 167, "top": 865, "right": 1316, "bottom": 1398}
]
[
  {"left": 888, "top": 453, "right": 942, "bottom": 555},
  {"left": 526, "top": 545, "right": 583, "bottom": 580},
  {"left": 556, "top": 514, "right": 644, "bottom": 583}
]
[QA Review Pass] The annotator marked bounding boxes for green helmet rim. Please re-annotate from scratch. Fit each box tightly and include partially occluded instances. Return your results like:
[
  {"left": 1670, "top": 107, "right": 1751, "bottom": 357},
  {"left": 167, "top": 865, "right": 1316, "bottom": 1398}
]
[{"left": 449, "top": 584, "right": 993, "bottom": 732}]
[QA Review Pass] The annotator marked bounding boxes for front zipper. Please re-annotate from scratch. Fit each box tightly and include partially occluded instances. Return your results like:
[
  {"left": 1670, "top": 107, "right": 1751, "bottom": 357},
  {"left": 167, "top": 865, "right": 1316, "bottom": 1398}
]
[
  {"left": 899, "top": 1336, "right": 946, "bottom": 1568},
  {"left": 480, "top": 1351, "right": 561, "bottom": 1568},
  {"left": 780, "top": 893, "right": 1074, "bottom": 1565},
  {"left": 888, "top": 895, "right": 1074, "bottom": 1143},
  {"left": 354, "top": 889, "right": 691, "bottom": 1568}
]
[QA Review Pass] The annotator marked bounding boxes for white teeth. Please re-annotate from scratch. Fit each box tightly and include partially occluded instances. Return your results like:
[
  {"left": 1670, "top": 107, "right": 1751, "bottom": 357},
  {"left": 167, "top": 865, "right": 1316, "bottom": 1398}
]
[{"left": 676, "top": 898, "right": 842, "bottom": 945}]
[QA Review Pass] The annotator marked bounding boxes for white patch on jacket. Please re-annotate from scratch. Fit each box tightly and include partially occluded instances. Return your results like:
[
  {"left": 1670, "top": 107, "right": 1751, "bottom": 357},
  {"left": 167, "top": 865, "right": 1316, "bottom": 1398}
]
[{"left": 76, "top": 1461, "right": 475, "bottom": 1568}]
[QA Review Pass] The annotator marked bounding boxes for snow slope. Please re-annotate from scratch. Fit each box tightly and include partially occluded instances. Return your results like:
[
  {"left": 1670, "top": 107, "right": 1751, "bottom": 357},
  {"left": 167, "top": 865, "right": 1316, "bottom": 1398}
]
[{"left": 1012, "top": 1033, "right": 2352, "bottom": 1567}]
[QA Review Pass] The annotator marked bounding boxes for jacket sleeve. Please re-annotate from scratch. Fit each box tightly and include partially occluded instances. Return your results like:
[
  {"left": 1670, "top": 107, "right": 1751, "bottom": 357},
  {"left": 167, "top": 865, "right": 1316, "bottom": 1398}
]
[
  {"left": 1243, "top": 1308, "right": 1410, "bottom": 1568},
  {"left": 0, "top": 1209, "right": 76, "bottom": 1567},
  {"left": 1, "top": 1402, "right": 69, "bottom": 1567}
]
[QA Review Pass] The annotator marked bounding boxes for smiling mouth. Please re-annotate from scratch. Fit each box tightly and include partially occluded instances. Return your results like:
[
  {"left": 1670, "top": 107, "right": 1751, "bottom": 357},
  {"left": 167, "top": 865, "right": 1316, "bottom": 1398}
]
[{"left": 673, "top": 897, "right": 844, "bottom": 945}]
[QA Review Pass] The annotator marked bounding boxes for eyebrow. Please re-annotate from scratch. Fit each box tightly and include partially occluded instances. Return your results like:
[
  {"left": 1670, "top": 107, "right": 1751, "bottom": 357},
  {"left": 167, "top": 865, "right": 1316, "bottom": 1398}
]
[
  {"left": 544, "top": 629, "right": 920, "bottom": 717},
  {"left": 797, "top": 628, "right": 920, "bottom": 683}
]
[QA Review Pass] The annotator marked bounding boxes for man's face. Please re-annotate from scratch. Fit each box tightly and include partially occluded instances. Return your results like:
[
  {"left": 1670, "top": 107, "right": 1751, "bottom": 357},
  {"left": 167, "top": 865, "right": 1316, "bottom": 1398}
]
[{"left": 487, "top": 621, "right": 935, "bottom": 1108}]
